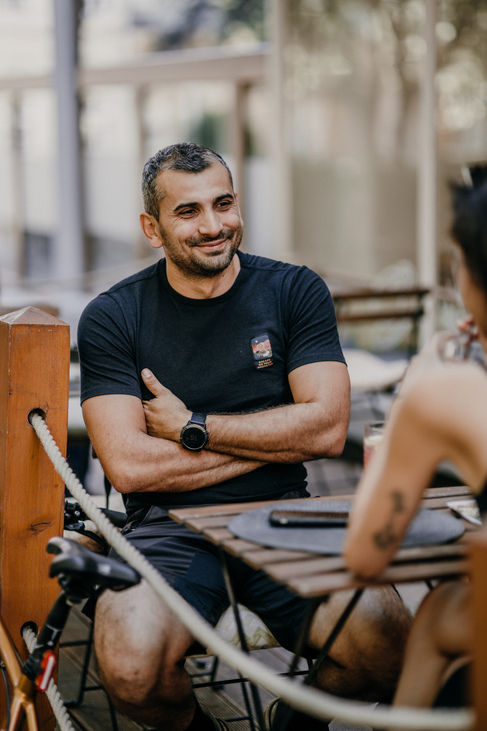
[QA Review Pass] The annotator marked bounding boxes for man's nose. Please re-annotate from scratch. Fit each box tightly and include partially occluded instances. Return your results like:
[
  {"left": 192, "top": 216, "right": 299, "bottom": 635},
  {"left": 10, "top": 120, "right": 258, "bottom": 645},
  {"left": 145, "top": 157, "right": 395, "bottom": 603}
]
[{"left": 198, "top": 208, "right": 222, "bottom": 237}]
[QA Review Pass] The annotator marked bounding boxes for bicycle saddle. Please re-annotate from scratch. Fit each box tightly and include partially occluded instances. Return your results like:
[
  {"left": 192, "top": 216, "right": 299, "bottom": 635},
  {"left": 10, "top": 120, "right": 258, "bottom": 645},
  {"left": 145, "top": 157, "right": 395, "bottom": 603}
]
[{"left": 47, "top": 536, "right": 141, "bottom": 592}]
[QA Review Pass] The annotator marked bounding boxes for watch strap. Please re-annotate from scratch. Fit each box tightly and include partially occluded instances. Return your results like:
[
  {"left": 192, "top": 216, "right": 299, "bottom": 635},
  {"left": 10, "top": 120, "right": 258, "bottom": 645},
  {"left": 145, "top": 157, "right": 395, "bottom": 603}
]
[{"left": 190, "top": 412, "right": 206, "bottom": 427}]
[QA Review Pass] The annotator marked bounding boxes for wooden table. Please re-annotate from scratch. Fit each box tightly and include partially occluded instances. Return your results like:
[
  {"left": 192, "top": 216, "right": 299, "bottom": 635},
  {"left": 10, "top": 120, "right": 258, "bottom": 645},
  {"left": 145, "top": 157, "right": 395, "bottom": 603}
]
[
  {"left": 168, "top": 485, "right": 475, "bottom": 600},
  {"left": 170, "top": 486, "right": 476, "bottom": 730}
]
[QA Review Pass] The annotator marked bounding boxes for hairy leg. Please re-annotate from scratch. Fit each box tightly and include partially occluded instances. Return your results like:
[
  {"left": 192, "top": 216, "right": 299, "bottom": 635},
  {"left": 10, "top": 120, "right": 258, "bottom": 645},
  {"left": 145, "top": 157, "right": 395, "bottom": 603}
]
[
  {"left": 307, "top": 585, "right": 413, "bottom": 702},
  {"left": 94, "top": 579, "right": 198, "bottom": 731},
  {"left": 392, "top": 581, "right": 471, "bottom": 710}
]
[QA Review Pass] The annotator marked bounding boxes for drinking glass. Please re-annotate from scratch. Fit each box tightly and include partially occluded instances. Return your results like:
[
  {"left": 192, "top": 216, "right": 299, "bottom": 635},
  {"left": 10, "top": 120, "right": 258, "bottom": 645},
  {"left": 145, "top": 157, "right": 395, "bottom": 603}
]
[
  {"left": 363, "top": 421, "right": 385, "bottom": 470},
  {"left": 437, "top": 331, "right": 486, "bottom": 369}
]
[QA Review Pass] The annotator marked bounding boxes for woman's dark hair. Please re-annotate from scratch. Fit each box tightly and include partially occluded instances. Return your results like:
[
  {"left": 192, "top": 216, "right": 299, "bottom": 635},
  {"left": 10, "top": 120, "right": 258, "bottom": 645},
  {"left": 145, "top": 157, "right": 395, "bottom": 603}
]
[
  {"left": 141, "top": 142, "right": 233, "bottom": 220},
  {"left": 450, "top": 165, "right": 487, "bottom": 296}
]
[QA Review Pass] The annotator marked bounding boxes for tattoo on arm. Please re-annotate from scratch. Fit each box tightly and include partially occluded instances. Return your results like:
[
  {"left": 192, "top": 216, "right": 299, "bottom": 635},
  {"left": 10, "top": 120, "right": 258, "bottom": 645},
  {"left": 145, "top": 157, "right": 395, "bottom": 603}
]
[{"left": 373, "top": 490, "right": 405, "bottom": 550}]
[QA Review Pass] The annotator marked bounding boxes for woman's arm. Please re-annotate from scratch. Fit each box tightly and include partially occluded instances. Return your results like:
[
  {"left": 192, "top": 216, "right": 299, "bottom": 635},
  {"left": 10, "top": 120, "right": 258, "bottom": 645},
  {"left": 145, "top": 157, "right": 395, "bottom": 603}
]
[{"left": 344, "top": 362, "right": 487, "bottom": 579}]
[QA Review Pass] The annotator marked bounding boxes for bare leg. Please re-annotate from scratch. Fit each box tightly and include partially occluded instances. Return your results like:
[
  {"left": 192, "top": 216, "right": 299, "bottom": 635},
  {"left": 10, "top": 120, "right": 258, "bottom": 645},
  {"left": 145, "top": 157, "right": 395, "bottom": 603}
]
[
  {"left": 308, "top": 586, "right": 413, "bottom": 702},
  {"left": 392, "top": 581, "right": 471, "bottom": 710},
  {"left": 94, "top": 579, "right": 199, "bottom": 731},
  {"left": 94, "top": 580, "right": 411, "bottom": 726}
]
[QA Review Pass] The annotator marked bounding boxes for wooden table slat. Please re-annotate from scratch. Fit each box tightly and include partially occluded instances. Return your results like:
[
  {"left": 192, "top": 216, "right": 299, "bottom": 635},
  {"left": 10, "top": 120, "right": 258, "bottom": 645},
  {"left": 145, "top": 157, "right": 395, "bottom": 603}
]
[
  {"left": 184, "top": 516, "right": 230, "bottom": 530},
  {"left": 422, "top": 497, "right": 465, "bottom": 510},
  {"left": 168, "top": 495, "right": 356, "bottom": 523},
  {"left": 423, "top": 485, "right": 471, "bottom": 499},
  {"left": 218, "top": 538, "right": 261, "bottom": 553},
  {"left": 286, "top": 559, "right": 469, "bottom": 598},
  {"left": 394, "top": 543, "right": 468, "bottom": 560},
  {"left": 240, "top": 543, "right": 467, "bottom": 572},
  {"left": 204, "top": 527, "right": 235, "bottom": 542},
  {"left": 266, "top": 557, "right": 346, "bottom": 581},
  {"left": 261, "top": 544, "right": 469, "bottom": 583},
  {"left": 238, "top": 548, "right": 322, "bottom": 567}
]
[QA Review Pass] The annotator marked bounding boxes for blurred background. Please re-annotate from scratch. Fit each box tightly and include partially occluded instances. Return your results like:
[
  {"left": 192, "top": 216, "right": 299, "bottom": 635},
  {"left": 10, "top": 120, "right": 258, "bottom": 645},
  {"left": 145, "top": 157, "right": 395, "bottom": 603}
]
[
  {"left": 1, "top": 4, "right": 480, "bottom": 715},
  {"left": 0, "top": 0, "right": 486, "bottom": 346}
]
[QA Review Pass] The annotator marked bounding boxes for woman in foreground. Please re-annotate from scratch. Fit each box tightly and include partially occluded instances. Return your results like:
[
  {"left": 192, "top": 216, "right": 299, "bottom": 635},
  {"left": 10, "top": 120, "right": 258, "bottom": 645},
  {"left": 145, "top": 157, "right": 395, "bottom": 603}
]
[{"left": 344, "top": 165, "right": 487, "bottom": 711}]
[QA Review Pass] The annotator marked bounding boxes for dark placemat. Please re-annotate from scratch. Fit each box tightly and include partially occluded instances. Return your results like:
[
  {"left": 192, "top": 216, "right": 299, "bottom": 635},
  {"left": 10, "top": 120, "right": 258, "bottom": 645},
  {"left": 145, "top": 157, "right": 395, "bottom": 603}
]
[{"left": 228, "top": 500, "right": 465, "bottom": 555}]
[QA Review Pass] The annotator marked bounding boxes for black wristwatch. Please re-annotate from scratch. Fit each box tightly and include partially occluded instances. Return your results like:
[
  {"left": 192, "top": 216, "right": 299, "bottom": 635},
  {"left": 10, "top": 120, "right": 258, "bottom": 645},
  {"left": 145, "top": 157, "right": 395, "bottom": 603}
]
[{"left": 180, "top": 412, "right": 209, "bottom": 452}]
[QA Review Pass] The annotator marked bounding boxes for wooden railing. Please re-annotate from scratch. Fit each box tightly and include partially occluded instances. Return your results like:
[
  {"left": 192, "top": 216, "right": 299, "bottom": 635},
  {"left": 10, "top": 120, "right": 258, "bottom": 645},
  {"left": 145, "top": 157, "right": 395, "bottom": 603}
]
[
  {"left": 0, "top": 306, "right": 69, "bottom": 730},
  {"left": 332, "top": 285, "right": 430, "bottom": 355}
]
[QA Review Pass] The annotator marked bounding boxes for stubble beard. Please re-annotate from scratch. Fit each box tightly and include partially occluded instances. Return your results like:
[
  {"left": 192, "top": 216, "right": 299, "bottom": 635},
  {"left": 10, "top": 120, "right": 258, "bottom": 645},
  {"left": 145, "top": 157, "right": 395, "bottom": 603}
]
[{"left": 163, "top": 226, "right": 243, "bottom": 279}]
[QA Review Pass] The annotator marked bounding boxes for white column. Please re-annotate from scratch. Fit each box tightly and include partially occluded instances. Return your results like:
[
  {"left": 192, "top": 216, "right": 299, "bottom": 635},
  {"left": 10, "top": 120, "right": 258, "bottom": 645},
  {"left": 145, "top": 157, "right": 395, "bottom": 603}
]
[
  {"left": 417, "top": 0, "right": 438, "bottom": 344},
  {"left": 53, "top": 0, "right": 85, "bottom": 281},
  {"left": 269, "top": 0, "right": 293, "bottom": 260},
  {"left": 230, "top": 81, "right": 247, "bottom": 223},
  {"left": 135, "top": 85, "right": 149, "bottom": 259},
  {"left": 9, "top": 91, "right": 25, "bottom": 276}
]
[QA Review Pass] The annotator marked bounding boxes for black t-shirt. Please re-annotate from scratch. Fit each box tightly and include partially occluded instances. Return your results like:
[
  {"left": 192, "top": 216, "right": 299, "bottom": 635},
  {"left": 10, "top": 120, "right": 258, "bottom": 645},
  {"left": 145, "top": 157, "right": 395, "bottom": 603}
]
[{"left": 78, "top": 251, "right": 346, "bottom": 514}]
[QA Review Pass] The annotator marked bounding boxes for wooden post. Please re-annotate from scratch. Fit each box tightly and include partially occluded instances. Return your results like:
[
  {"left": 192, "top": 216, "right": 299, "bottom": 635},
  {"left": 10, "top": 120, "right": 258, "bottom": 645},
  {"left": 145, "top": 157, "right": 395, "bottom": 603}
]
[
  {"left": 470, "top": 526, "right": 487, "bottom": 730},
  {"left": 0, "top": 306, "right": 69, "bottom": 729}
]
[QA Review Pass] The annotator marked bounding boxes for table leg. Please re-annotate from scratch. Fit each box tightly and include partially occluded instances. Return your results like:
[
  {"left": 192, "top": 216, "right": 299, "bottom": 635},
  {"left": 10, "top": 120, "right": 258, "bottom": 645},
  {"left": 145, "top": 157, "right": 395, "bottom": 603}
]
[
  {"left": 305, "top": 588, "right": 364, "bottom": 688},
  {"left": 288, "top": 597, "right": 322, "bottom": 677},
  {"left": 218, "top": 547, "right": 266, "bottom": 731},
  {"left": 272, "top": 588, "right": 364, "bottom": 731}
]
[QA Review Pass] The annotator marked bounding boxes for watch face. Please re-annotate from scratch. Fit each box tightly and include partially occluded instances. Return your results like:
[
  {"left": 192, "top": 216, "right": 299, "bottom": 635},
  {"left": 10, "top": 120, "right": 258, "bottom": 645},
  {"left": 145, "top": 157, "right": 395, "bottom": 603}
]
[{"left": 181, "top": 425, "right": 207, "bottom": 451}]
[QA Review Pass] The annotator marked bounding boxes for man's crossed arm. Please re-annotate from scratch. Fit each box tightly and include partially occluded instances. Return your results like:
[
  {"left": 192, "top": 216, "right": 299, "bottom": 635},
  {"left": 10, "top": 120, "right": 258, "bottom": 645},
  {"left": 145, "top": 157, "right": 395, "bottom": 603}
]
[{"left": 82, "top": 360, "right": 350, "bottom": 495}]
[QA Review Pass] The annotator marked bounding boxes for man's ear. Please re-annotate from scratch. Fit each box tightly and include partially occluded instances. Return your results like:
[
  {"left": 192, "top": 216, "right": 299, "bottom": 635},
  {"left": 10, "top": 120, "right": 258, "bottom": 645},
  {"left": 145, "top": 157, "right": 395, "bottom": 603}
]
[
  {"left": 140, "top": 213, "right": 164, "bottom": 250},
  {"left": 234, "top": 192, "right": 243, "bottom": 220}
]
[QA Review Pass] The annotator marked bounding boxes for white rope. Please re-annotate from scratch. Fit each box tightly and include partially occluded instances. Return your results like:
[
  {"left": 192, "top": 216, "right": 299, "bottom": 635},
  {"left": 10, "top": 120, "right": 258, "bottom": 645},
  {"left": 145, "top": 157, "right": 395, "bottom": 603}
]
[
  {"left": 30, "top": 413, "right": 474, "bottom": 730},
  {"left": 22, "top": 625, "right": 76, "bottom": 731}
]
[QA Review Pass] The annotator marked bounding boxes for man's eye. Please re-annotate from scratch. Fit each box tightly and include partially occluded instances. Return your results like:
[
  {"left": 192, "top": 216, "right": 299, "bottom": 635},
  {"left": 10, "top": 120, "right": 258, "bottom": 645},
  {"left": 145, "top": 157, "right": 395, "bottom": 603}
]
[
  {"left": 179, "top": 209, "right": 196, "bottom": 217},
  {"left": 217, "top": 200, "right": 232, "bottom": 210}
]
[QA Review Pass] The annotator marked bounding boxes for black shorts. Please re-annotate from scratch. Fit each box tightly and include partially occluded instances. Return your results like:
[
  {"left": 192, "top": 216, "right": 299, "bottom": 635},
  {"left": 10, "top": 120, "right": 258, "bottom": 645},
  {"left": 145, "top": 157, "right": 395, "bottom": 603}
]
[{"left": 111, "top": 504, "right": 311, "bottom": 653}]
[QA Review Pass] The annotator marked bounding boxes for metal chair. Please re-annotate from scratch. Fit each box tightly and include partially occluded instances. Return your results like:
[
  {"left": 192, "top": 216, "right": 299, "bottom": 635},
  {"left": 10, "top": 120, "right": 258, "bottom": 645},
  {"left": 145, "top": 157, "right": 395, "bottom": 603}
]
[{"left": 62, "top": 498, "right": 288, "bottom": 730}]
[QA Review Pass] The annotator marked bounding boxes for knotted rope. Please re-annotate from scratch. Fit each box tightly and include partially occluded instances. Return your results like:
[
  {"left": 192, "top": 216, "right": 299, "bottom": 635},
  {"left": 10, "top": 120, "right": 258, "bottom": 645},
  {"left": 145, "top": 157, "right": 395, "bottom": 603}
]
[{"left": 29, "top": 412, "right": 473, "bottom": 730}]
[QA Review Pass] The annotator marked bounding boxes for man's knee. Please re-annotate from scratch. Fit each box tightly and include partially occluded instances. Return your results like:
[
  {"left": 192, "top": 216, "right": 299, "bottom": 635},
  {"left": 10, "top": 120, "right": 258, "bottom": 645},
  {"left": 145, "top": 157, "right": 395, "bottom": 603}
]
[
  {"left": 354, "top": 586, "right": 413, "bottom": 647},
  {"left": 309, "top": 586, "right": 413, "bottom": 701},
  {"left": 342, "top": 586, "right": 412, "bottom": 681},
  {"left": 93, "top": 581, "right": 194, "bottom": 707},
  {"left": 311, "top": 586, "right": 412, "bottom": 653}
]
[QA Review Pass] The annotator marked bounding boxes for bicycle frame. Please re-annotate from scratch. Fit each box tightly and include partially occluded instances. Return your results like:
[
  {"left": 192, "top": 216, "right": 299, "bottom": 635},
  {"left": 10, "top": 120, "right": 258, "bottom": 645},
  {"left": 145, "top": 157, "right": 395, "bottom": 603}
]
[
  {"left": 0, "top": 615, "right": 38, "bottom": 731},
  {"left": 0, "top": 535, "right": 140, "bottom": 731}
]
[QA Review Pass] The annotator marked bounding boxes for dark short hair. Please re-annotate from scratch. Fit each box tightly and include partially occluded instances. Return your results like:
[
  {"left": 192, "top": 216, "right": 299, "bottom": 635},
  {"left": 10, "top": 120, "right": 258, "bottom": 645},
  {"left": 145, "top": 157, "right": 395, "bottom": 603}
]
[
  {"left": 450, "top": 166, "right": 487, "bottom": 296},
  {"left": 141, "top": 142, "right": 234, "bottom": 220}
]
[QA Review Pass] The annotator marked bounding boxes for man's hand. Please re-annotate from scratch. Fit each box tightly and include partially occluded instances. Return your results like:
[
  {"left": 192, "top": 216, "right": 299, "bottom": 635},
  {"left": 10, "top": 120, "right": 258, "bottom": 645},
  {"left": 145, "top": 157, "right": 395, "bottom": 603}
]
[{"left": 142, "top": 369, "right": 191, "bottom": 442}]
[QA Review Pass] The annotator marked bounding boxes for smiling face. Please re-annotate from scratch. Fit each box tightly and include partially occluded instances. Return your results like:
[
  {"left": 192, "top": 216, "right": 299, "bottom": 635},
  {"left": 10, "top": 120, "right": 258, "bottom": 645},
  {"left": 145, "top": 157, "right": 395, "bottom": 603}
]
[{"left": 142, "top": 163, "right": 243, "bottom": 285}]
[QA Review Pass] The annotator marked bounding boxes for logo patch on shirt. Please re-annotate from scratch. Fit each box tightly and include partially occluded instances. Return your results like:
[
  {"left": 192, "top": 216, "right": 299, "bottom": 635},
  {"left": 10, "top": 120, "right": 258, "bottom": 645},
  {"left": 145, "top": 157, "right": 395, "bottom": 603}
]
[{"left": 251, "top": 334, "right": 273, "bottom": 369}]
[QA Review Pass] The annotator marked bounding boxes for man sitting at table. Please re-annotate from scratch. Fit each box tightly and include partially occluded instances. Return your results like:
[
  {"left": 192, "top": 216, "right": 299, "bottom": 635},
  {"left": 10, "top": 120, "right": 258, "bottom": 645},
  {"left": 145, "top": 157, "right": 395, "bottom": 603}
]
[{"left": 78, "top": 142, "right": 412, "bottom": 731}]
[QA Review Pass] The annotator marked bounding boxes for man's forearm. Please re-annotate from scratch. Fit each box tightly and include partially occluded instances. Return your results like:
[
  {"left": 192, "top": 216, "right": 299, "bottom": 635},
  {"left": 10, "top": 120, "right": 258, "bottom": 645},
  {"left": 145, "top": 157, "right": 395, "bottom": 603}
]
[
  {"left": 102, "top": 431, "right": 264, "bottom": 495},
  {"left": 205, "top": 403, "right": 345, "bottom": 462},
  {"left": 82, "top": 394, "right": 264, "bottom": 496}
]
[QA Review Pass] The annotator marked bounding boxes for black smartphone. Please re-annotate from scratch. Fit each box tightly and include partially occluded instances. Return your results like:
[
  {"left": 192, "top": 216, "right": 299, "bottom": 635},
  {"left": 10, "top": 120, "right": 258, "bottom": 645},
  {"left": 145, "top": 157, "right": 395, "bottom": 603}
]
[{"left": 269, "top": 509, "right": 348, "bottom": 528}]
